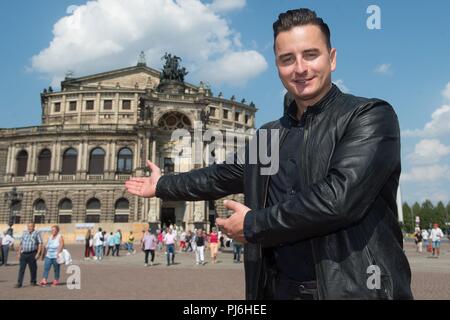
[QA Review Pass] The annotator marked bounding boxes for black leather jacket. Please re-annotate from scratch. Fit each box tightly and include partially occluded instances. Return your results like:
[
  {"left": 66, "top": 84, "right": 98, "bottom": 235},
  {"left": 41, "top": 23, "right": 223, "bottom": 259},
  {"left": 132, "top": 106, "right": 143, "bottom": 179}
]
[{"left": 156, "top": 85, "right": 413, "bottom": 300}]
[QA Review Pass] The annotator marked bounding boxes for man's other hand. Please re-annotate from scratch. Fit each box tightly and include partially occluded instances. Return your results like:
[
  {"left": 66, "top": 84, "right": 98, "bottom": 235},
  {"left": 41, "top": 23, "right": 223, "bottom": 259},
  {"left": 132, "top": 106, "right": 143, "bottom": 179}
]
[
  {"left": 216, "top": 200, "right": 250, "bottom": 243},
  {"left": 125, "top": 160, "right": 161, "bottom": 198}
]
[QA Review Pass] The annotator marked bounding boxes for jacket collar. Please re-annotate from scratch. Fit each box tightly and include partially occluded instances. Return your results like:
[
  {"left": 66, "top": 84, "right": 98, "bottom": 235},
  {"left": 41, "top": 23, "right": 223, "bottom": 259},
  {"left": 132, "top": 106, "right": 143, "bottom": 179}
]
[{"left": 285, "top": 83, "right": 341, "bottom": 123}]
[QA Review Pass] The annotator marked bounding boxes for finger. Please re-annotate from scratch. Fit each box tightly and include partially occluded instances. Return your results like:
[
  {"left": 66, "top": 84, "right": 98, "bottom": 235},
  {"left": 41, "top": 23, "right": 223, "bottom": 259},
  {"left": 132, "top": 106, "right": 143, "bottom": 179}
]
[
  {"left": 125, "top": 180, "right": 144, "bottom": 186},
  {"left": 125, "top": 187, "right": 143, "bottom": 196},
  {"left": 125, "top": 182, "right": 144, "bottom": 189},
  {"left": 146, "top": 160, "right": 161, "bottom": 174},
  {"left": 127, "top": 177, "right": 146, "bottom": 183}
]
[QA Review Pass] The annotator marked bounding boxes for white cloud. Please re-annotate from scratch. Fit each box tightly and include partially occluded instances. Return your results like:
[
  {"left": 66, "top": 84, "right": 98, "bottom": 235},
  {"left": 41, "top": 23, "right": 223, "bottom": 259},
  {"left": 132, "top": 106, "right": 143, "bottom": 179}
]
[
  {"left": 31, "top": 0, "right": 266, "bottom": 88},
  {"left": 442, "top": 82, "right": 450, "bottom": 100},
  {"left": 334, "top": 79, "right": 350, "bottom": 93},
  {"left": 66, "top": 5, "right": 79, "bottom": 14},
  {"left": 402, "top": 104, "right": 450, "bottom": 138},
  {"left": 401, "top": 165, "right": 450, "bottom": 182},
  {"left": 197, "top": 50, "right": 267, "bottom": 86},
  {"left": 209, "top": 0, "right": 246, "bottom": 13},
  {"left": 374, "top": 63, "right": 392, "bottom": 75},
  {"left": 407, "top": 139, "right": 450, "bottom": 164}
]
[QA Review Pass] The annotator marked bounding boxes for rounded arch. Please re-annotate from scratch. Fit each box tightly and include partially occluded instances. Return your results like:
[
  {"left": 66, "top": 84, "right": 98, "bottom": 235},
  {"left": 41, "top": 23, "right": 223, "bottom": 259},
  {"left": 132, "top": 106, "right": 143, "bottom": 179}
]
[
  {"left": 117, "top": 147, "right": 133, "bottom": 173},
  {"left": 157, "top": 111, "right": 192, "bottom": 130},
  {"left": 86, "top": 197, "right": 101, "bottom": 210},
  {"left": 86, "top": 197, "right": 101, "bottom": 223},
  {"left": 62, "top": 148, "right": 78, "bottom": 175},
  {"left": 58, "top": 198, "right": 73, "bottom": 224},
  {"left": 37, "top": 148, "right": 52, "bottom": 176},
  {"left": 33, "top": 199, "right": 47, "bottom": 223},
  {"left": 16, "top": 150, "right": 28, "bottom": 177},
  {"left": 114, "top": 197, "right": 130, "bottom": 223},
  {"left": 58, "top": 198, "right": 73, "bottom": 210},
  {"left": 88, "top": 147, "right": 105, "bottom": 175}
]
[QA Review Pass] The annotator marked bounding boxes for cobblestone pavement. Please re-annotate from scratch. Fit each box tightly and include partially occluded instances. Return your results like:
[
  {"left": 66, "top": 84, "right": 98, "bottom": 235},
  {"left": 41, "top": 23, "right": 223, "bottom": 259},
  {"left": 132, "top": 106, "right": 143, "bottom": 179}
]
[{"left": 0, "top": 241, "right": 448, "bottom": 300}]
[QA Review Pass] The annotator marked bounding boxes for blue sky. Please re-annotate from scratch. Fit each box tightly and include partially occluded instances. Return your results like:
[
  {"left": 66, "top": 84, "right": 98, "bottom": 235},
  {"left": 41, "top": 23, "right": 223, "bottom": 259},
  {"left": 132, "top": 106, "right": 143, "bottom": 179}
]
[{"left": 1, "top": 0, "right": 450, "bottom": 204}]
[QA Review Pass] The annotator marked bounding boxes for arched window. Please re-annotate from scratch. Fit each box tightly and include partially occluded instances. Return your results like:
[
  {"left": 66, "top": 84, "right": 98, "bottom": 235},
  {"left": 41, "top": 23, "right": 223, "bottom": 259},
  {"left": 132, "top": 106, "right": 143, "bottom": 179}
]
[
  {"left": 62, "top": 148, "right": 77, "bottom": 175},
  {"left": 16, "top": 150, "right": 28, "bottom": 177},
  {"left": 117, "top": 148, "right": 133, "bottom": 173},
  {"left": 58, "top": 198, "right": 73, "bottom": 224},
  {"left": 86, "top": 198, "right": 101, "bottom": 223},
  {"left": 10, "top": 202, "right": 21, "bottom": 224},
  {"left": 157, "top": 112, "right": 192, "bottom": 130},
  {"left": 114, "top": 198, "right": 130, "bottom": 223},
  {"left": 37, "top": 149, "right": 51, "bottom": 176},
  {"left": 88, "top": 148, "right": 105, "bottom": 175},
  {"left": 33, "top": 199, "right": 47, "bottom": 224}
]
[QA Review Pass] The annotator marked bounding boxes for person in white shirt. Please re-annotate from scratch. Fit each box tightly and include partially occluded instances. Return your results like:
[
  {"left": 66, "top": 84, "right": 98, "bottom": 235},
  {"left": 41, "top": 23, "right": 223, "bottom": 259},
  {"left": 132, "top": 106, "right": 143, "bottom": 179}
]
[
  {"left": 163, "top": 228, "right": 176, "bottom": 266},
  {"left": 93, "top": 228, "right": 104, "bottom": 261},
  {"left": 421, "top": 229, "right": 429, "bottom": 249},
  {"left": 1, "top": 229, "right": 14, "bottom": 266},
  {"left": 429, "top": 223, "right": 444, "bottom": 258}
]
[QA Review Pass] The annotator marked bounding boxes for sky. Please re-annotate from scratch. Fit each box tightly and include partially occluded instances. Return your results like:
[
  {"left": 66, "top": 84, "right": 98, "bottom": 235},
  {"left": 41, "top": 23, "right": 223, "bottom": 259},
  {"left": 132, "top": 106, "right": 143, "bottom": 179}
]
[{"left": 0, "top": 0, "right": 449, "bottom": 205}]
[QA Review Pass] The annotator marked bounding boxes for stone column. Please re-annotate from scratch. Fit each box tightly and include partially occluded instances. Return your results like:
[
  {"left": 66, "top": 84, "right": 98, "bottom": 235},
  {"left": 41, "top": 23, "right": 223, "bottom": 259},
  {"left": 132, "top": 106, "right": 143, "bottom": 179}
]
[
  {"left": 114, "top": 93, "right": 120, "bottom": 124},
  {"left": 95, "top": 93, "right": 101, "bottom": 123},
  {"left": 77, "top": 93, "right": 83, "bottom": 124},
  {"left": 81, "top": 141, "right": 88, "bottom": 180},
  {"left": 76, "top": 141, "right": 83, "bottom": 179},
  {"left": 6, "top": 145, "right": 13, "bottom": 175},
  {"left": 110, "top": 141, "right": 116, "bottom": 179},
  {"left": 26, "top": 144, "right": 35, "bottom": 180}
]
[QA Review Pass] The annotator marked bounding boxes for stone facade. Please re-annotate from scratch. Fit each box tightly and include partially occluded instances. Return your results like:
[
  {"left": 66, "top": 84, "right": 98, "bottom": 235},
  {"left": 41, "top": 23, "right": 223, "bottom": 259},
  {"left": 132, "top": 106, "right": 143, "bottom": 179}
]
[{"left": 0, "top": 60, "right": 256, "bottom": 233}]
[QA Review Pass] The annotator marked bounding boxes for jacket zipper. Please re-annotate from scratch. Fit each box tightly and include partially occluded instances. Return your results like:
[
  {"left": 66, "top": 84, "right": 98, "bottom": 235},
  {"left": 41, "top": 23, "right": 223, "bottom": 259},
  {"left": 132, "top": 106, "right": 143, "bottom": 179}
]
[
  {"left": 258, "top": 124, "right": 288, "bottom": 299},
  {"left": 302, "top": 112, "right": 323, "bottom": 299},
  {"left": 262, "top": 125, "right": 288, "bottom": 208}
]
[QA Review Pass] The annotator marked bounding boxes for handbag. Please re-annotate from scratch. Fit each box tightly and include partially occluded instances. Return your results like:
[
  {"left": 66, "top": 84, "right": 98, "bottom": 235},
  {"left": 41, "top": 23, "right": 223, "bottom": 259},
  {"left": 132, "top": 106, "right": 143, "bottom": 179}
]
[{"left": 57, "top": 251, "right": 65, "bottom": 264}]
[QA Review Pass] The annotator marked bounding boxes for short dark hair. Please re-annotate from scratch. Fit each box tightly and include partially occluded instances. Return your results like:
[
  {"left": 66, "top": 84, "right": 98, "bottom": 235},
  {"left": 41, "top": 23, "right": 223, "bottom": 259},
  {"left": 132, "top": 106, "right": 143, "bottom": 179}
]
[{"left": 273, "top": 8, "right": 331, "bottom": 49}]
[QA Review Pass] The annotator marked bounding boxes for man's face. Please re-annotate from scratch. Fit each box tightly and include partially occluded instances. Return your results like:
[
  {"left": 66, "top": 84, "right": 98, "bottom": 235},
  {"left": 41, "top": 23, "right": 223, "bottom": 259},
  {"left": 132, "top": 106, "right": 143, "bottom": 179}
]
[
  {"left": 27, "top": 223, "right": 34, "bottom": 233},
  {"left": 275, "top": 24, "right": 336, "bottom": 108}
]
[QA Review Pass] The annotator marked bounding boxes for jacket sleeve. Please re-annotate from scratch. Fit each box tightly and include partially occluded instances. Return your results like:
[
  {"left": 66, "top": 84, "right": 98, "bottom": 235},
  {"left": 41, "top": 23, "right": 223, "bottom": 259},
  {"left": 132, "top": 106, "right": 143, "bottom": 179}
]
[
  {"left": 155, "top": 153, "right": 244, "bottom": 201},
  {"left": 244, "top": 101, "right": 401, "bottom": 247}
]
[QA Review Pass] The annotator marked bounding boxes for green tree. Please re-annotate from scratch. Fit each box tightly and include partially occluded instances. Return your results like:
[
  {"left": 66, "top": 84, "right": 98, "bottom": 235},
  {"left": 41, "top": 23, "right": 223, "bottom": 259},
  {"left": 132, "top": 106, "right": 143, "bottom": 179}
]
[
  {"left": 420, "top": 200, "right": 434, "bottom": 230},
  {"left": 402, "top": 202, "right": 413, "bottom": 233}
]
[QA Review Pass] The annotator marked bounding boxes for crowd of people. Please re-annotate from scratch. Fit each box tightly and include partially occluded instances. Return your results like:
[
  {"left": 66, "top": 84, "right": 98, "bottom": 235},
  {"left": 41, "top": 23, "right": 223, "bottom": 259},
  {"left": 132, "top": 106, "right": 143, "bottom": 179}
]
[
  {"left": 413, "top": 223, "right": 446, "bottom": 258},
  {"left": 81, "top": 224, "right": 243, "bottom": 267}
]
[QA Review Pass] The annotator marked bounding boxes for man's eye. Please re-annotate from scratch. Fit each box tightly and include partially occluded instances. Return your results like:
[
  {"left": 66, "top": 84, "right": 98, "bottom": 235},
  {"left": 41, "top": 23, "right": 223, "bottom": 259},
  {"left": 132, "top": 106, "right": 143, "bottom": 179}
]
[
  {"left": 280, "top": 56, "right": 294, "bottom": 64},
  {"left": 304, "top": 53, "right": 318, "bottom": 60}
]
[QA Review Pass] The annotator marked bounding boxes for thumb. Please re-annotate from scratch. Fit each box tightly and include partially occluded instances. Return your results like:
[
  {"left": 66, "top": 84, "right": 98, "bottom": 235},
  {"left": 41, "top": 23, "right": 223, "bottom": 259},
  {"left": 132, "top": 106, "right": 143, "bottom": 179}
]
[
  {"left": 223, "top": 200, "right": 242, "bottom": 212},
  {"left": 146, "top": 160, "right": 161, "bottom": 174}
]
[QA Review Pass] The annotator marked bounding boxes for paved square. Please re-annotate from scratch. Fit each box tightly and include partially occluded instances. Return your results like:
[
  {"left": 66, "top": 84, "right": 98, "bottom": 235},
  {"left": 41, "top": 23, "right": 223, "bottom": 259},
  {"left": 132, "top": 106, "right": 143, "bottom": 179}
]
[{"left": 0, "top": 241, "right": 448, "bottom": 299}]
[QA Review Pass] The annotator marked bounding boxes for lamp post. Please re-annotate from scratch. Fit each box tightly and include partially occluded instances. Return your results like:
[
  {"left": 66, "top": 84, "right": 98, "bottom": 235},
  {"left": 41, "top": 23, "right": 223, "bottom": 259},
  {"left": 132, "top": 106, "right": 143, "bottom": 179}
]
[
  {"left": 4, "top": 187, "right": 23, "bottom": 237},
  {"left": 200, "top": 107, "right": 211, "bottom": 231}
]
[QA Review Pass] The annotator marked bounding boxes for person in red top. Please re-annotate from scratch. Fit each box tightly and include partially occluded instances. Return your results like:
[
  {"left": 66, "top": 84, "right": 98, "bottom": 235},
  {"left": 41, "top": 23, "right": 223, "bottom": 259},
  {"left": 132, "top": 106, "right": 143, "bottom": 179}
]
[
  {"left": 208, "top": 227, "right": 219, "bottom": 264},
  {"left": 157, "top": 230, "right": 164, "bottom": 252}
]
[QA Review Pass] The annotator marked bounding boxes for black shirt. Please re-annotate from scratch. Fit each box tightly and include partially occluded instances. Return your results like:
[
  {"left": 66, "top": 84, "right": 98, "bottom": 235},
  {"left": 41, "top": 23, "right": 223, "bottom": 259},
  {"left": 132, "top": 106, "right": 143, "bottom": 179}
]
[
  {"left": 196, "top": 235, "right": 205, "bottom": 247},
  {"left": 267, "top": 105, "right": 316, "bottom": 283}
]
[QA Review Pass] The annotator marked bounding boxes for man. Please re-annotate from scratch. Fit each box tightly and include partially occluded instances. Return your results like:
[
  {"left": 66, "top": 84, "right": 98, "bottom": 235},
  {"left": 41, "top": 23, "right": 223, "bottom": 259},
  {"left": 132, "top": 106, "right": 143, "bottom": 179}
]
[
  {"left": 429, "top": 223, "right": 444, "bottom": 258},
  {"left": 1, "top": 229, "right": 15, "bottom": 266},
  {"left": 163, "top": 228, "right": 176, "bottom": 266},
  {"left": 15, "top": 223, "right": 43, "bottom": 288},
  {"left": 93, "top": 227, "right": 104, "bottom": 261},
  {"left": 125, "top": 8, "right": 412, "bottom": 299}
]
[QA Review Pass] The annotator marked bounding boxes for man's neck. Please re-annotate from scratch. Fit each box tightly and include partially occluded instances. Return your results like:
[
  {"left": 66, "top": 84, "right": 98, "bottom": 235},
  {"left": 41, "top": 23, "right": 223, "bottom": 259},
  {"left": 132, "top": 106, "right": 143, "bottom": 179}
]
[{"left": 293, "top": 83, "right": 333, "bottom": 120}]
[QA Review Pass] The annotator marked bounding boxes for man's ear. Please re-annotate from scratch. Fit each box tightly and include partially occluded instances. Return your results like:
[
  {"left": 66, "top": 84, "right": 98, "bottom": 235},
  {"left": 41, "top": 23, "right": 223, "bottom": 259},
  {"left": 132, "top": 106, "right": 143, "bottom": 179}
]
[{"left": 330, "top": 48, "right": 337, "bottom": 72}]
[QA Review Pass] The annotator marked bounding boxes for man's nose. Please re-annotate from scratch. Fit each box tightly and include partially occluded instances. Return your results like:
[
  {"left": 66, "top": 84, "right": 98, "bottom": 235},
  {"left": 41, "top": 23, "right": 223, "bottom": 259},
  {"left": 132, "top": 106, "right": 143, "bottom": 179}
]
[{"left": 294, "top": 58, "right": 308, "bottom": 75}]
